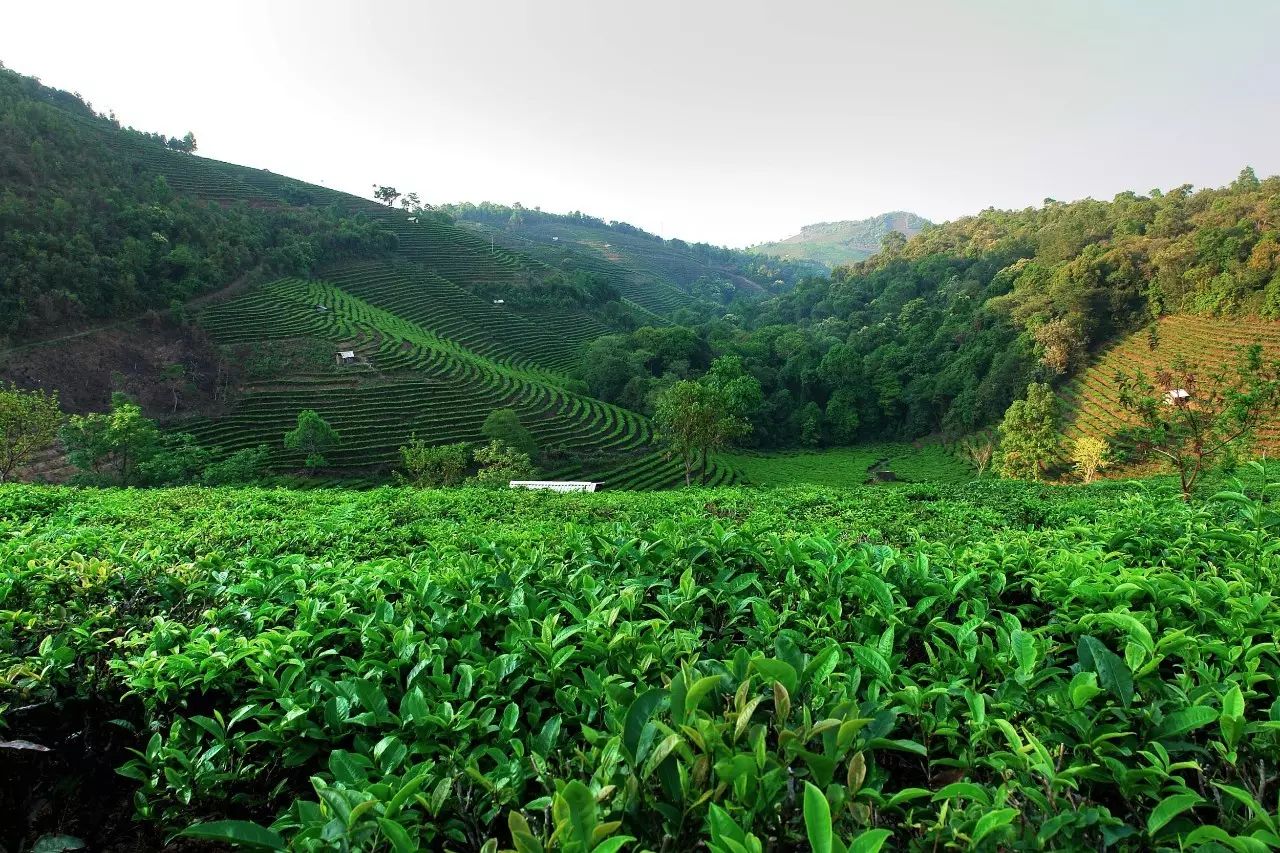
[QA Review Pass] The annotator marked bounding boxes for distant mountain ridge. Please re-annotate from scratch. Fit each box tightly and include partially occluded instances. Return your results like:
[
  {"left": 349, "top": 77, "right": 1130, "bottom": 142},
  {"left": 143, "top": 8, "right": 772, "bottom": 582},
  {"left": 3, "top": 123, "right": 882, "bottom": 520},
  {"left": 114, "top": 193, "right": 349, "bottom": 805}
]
[{"left": 752, "top": 211, "right": 932, "bottom": 267}]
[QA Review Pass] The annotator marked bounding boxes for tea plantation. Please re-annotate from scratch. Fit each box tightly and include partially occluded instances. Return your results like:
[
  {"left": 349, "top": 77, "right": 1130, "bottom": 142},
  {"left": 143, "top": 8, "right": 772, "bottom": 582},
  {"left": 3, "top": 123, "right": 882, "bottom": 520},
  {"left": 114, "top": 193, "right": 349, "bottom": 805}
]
[{"left": 3, "top": 475, "right": 1279, "bottom": 851}]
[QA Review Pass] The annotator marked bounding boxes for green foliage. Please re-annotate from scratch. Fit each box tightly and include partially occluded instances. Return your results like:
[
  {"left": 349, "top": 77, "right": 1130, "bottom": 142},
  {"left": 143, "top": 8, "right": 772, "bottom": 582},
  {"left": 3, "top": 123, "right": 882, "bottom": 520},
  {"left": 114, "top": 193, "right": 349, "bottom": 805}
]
[
  {"left": 200, "top": 445, "right": 270, "bottom": 486},
  {"left": 60, "top": 392, "right": 161, "bottom": 484},
  {"left": 0, "top": 383, "right": 62, "bottom": 482},
  {"left": 481, "top": 409, "right": 538, "bottom": 460},
  {"left": 282, "top": 409, "right": 340, "bottom": 469},
  {"left": 398, "top": 438, "right": 470, "bottom": 487},
  {"left": 4, "top": 476, "right": 1280, "bottom": 849},
  {"left": 135, "top": 432, "right": 212, "bottom": 486},
  {"left": 579, "top": 172, "right": 1280, "bottom": 450},
  {"left": 997, "top": 383, "right": 1060, "bottom": 480},
  {"left": 469, "top": 439, "right": 535, "bottom": 488}
]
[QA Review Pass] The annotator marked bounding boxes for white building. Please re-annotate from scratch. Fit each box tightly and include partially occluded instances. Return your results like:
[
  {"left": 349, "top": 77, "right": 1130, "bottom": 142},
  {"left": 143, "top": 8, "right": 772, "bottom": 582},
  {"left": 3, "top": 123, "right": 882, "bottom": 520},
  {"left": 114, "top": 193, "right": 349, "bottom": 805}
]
[{"left": 509, "top": 481, "right": 599, "bottom": 493}]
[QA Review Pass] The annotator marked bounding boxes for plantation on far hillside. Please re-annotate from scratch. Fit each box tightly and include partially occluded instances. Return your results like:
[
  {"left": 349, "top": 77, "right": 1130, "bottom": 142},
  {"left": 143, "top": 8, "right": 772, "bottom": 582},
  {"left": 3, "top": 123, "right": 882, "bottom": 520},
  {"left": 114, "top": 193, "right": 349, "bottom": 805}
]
[{"left": 1062, "top": 314, "right": 1280, "bottom": 461}]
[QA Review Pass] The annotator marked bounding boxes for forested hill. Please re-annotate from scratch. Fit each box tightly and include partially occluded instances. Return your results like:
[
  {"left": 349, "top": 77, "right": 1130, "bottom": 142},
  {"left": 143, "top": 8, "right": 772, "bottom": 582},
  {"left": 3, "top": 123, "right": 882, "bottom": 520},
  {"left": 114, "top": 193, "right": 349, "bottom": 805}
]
[
  {"left": 0, "top": 64, "right": 787, "bottom": 347},
  {"left": 441, "top": 202, "right": 821, "bottom": 316},
  {"left": 581, "top": 172, "right": 1280, "bottom": 446},
  {"left": 751, "top": 211, "right": 931, "bottom": 267}
]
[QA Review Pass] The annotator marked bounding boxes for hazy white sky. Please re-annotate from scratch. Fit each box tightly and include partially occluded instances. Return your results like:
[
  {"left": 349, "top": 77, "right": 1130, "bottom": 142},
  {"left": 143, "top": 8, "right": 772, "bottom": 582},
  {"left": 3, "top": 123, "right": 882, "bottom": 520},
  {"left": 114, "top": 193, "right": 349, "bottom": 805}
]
[{"left": 4, "top": 1, "right": 1278, "bottom": 246}]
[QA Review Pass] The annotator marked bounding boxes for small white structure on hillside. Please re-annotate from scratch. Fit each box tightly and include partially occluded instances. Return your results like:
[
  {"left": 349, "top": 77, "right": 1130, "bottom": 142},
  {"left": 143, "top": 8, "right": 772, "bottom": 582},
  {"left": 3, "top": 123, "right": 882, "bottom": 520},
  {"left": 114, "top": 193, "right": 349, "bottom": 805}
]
[
  {"left": 1166, "top": 388, "right": 1192, "bottom": 406},
  {"left": 509, "top": 480, "right": 599, "bottom": 493},
  {"left": 316, "top": 304, "right": 328, "bottom": 313},
  {"left": 407, "top": 216, "right": 418, "bottom": 223},
  {"left": 336, "top": 350, "right": 357, "bottom": 365},
  {"left": 493, "top": 298, "right": 505, "bottom": 305}
]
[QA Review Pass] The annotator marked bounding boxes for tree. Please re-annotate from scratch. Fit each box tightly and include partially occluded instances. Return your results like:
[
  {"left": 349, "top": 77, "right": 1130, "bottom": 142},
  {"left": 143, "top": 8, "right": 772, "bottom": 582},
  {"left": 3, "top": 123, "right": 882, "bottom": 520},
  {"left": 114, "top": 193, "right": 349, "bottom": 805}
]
[
  {"left": 1113, "top": 345, "right": 1280, "bottom": 499},
  {"left": 469, "top": 439, "right": 535, "bottom": 488},
  {"left": 136, "top": 433, "right": 211, "bottom": 486},
  {"left": 0, "top": 384, "right": 62, "bottom": 483},
  {"left": 166, "top": 131, "right": 197, "bottom": 153},
  {"left": 960, "top": 434, "right": 996, "bottom": 478},
  {"left": 824, "top": 389, "right": 861, "bottom": 444},
  {"left": 61, "top": 392, "right": 161, "bottom": 484},
  {"left": 1069, "top": 436, "right": 1110, "bottom": 483},
  {"left": 399, "top": 438, "right": 470, "bottom": 487},
  {"left": 202, "top": 445, "right": 270, "bottom": 485},
  {"left": 400, "top": 192, "right": 421, "bottom": 210},
  {"left": 373, "top": 185, "right": 401, "bottom": 207},
  {"left": 481, "top": 409, "right": 537, "bottom": 459},
  {"left": 996, "top": 383, "right": 1060, "bottom": 481},
  {"left": 283, "top": 409, "right": 340, "bottom": 469},
  {"left": 1033, "top": 317, "right": 1086, "bottom": 375},
  {"left": 653, "top": 380, "right": 749, "bottom": 487},
  {"left": 797, "top": 402, "right": 823, "bottom": 447},
  {"left": 161, "top": 363, "right": 186, "bottom": 415}
]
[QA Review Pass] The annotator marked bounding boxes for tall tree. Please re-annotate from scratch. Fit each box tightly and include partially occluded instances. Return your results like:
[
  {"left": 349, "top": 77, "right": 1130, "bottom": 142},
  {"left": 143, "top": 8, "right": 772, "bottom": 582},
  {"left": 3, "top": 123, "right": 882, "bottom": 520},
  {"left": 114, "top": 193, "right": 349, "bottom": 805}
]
[
  {"left": 1069, "top": 436, "right": 1110, "bottom": 483},
  {"left": 61, "top": 393, "right": 160, "bottom": 484},
  {"left": 1113, "top": 345, "right": 1280, "bottom": 499},
  {"left": 0, "top": 384, "right": 62, "bottom": 483},
  {"left": 653, "top": 380, "right": 749, "bottom": 486},
  {"left": 997, "top": 383, "right": 1060, "bottom": 481},
  {"left": 373, "top": 185, "right": 401, "bottom": 207},
  {"left": 469, "top": 439, "right": 535, "bottom": 488},
  {"left": 283, "top": 409, "right": 340, "bottom": 470}
]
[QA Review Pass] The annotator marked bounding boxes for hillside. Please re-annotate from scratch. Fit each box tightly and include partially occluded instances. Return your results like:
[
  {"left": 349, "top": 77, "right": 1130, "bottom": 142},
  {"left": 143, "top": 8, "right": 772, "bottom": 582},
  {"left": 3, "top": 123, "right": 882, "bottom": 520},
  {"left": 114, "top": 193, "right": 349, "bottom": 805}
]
[
  {"left": 1060, "top": 313, "right": 1280, "bottom": 460},
  {"left": 0, "top": 66, "right": 740, "bottom": 488},
  {"left": 560, "top": 172, "right": 1280, "bottom": 450},
  {"left": 442, "top": 203, "right": 822, "bottom": 316},
  {"left": 751, "top": 210, "right": 931, "bottom": 267}
]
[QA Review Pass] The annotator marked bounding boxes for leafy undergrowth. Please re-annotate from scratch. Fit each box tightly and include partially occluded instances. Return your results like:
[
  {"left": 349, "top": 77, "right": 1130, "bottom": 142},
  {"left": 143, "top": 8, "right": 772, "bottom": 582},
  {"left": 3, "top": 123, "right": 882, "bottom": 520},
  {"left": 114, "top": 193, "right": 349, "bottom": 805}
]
[{"left": 1, "top": 476, "right": 1279, "bottom": 851}]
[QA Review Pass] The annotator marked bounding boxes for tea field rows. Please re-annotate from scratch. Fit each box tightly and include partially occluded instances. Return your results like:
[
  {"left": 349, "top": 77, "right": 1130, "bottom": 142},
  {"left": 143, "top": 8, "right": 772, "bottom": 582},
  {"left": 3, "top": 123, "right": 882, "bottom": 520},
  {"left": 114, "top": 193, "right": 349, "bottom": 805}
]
[
  {"left": 1061, "top": 314, "right": 1280, "bottom": 457},
  {"left": 191, "top": 278, "right": 659, "bottom": 475}
]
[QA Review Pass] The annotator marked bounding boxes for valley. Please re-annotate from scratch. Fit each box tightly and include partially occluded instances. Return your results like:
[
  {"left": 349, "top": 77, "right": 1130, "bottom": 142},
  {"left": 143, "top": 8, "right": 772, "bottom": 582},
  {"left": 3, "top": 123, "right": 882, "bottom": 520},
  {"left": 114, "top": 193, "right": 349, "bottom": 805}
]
[{"left": 3, "top": 34, "right": 1280, "bottom": 853}]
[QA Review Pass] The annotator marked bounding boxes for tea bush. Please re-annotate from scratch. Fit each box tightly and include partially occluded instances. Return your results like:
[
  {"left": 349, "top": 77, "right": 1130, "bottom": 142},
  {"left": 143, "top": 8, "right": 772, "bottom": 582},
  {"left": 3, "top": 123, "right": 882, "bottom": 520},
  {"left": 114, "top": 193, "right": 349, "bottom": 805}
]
[{"left": 2, "top": 476, "right": 1278, "bottom": 850}]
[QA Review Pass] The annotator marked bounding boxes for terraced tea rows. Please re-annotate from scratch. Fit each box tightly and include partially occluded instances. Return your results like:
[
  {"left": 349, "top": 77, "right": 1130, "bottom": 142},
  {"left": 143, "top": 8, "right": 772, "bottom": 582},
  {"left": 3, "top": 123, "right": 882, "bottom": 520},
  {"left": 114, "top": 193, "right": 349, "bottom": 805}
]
[
  {"left": 324, "top": 260, "right": 599, "bottom": 376},
  {"left": 190, "top": 278, "right": 655, "bottom": 475},
  {"left": 1061, "top": 314, "right": 1280, "bottom": 455},
  {"left": 590, "top": 450, "right": 741, "bottom": 489}
]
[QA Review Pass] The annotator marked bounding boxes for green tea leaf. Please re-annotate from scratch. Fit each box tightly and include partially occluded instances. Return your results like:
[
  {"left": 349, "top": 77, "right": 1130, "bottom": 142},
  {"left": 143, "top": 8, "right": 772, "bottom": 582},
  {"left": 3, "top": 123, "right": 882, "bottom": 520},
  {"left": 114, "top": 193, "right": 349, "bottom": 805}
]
[
  {"left": 971, "top": 808, "right": 1017, "bottom": 846},
  {"left": 180, "top": 821, "right": 286, "bottom": 851},
  {"left": 1077, "top": 635, "right": 1133, "bottom": 706},
  {"left": 1147, "top": 793, "right": 1202, "bottom": 835},
  {"left": 803, "top": 782, "right": 833, "bottom": 853}
]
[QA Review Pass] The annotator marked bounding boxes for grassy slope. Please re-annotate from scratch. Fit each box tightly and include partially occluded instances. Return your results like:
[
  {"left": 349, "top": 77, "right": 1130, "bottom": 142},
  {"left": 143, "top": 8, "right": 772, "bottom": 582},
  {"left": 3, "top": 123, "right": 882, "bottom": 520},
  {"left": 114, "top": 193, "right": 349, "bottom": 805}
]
[
  {"left": 723, "top": 443, "right": 973, "bottom": 487},
  {"left": 1060, "top": 314, "right": 1280, "bottom": 463}
]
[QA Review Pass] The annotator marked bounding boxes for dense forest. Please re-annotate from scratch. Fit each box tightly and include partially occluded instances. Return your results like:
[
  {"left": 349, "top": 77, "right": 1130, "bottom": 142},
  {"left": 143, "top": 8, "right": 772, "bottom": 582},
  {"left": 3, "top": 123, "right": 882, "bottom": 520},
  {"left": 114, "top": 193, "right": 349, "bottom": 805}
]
[
  {"left": 579, "top": 171, "right": 1280, "bottom": 446},
  {"left": 0, "top": 64, "right": 395, "bottom": 342}
]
